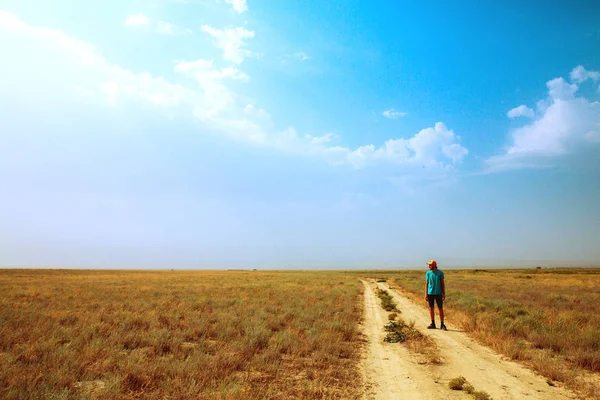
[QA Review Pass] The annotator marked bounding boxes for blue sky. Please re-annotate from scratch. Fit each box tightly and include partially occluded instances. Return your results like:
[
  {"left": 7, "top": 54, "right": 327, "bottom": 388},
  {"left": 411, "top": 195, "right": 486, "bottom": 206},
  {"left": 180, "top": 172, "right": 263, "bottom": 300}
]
[{"left": 1, "top": 0, "right": 599, "bottom": 269}]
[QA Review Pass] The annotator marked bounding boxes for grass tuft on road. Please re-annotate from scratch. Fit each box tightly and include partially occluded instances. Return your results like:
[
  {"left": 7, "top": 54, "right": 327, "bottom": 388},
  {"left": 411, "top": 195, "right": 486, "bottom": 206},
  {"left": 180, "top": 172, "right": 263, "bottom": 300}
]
[
  {"left": 449, "top": 376, "right": 467, "bottom": 390},
  {"left": 376, "top": 289, "right": 398, "bottom": 312},
  {"left": 449, "top": 376, "right": 492, "bottom": 400}
]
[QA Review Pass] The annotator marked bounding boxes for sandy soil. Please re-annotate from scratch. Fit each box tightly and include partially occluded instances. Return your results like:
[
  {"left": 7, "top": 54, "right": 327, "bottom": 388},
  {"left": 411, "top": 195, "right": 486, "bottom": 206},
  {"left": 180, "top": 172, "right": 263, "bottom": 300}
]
[{"left": 359, "top": 279, "right": 579, "bottom": 400}]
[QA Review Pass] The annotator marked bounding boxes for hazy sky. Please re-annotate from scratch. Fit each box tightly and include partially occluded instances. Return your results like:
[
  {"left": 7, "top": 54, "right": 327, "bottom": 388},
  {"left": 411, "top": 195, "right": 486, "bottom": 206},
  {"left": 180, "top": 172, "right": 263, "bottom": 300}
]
[{"left": 1, "top": 0, "right": 599, "bottom": 269}]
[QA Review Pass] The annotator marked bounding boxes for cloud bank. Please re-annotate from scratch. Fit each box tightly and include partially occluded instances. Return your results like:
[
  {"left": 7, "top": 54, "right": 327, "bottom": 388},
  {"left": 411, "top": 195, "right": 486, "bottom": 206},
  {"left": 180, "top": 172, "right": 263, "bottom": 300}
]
[{"left": 487, "top": 66, "right": 600, "bottom": 172}]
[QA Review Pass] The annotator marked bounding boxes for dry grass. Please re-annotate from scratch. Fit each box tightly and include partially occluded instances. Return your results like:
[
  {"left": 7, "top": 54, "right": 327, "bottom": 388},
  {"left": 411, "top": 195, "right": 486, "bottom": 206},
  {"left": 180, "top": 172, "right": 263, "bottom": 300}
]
[
  {"left": 449, "top": 376, "right": 491, "bottom": 400},
  {"left": 0, "top": 269, "right": 364, "bottom": 399},
  {"left": 386, "top": 267, "right": 600, "bottom": 399},
  {"left": 448, "top": 376, "right": 467, "bottom": 390},
  {"left": 472, "top": 391, "right": 492, "bottom": 400}
]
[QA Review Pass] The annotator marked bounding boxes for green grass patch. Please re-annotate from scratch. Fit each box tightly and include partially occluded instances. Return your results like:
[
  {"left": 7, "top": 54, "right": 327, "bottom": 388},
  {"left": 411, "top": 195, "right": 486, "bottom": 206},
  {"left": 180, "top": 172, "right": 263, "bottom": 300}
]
[
  {"left": 383, "top": 320, "right": 422, "bottom": 344},
  {"left": 376, "top": 289, "right": 398, "bottom": 312},
  {"left": 448, "top": 376, "right": 492, "bottom": 399}
]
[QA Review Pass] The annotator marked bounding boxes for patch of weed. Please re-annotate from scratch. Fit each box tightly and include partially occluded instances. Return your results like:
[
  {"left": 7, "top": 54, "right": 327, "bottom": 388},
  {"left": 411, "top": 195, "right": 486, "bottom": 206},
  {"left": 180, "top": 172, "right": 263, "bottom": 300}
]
[
  {"left": 473, "top": 391, "right": 492, "bottom": 400},
  {"left": 382, "top": 320, "right": 422, "bottom": 344},
  {"left": 463, "top": 383, "right": 475, "bottom": 394},
  {"left": 448, "top": 376, "right": 492, "bottom": 400},
  {"left": 376, "top": 289, "right": 398, "bottom": 312},
  {"left": 383, "top": 321, "right": 407, "bottom": 343},
  {"left": 449, "top": 376, "right": 467, "bottom": 390},
  {"left": 383, "top": 331, "right": 407, "bottom": 343}
]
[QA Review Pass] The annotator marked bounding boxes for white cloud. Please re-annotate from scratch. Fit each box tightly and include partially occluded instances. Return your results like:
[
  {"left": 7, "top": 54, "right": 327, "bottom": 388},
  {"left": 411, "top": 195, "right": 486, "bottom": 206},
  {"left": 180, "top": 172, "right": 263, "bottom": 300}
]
[
  {"left": 174, "top": 58, "right": 249, "bottom": 120},
  {"left": 156, "top": 21, "right": 174, "bottom": 35},
  {"left": 547, "top": 77, "right": 578, "bottom": 100},
  {"left": 244, "top": 104, "right": 272, "bottom": 125},
  {"left": 201, "top": 25, "right": 254, "bottom": 64},
  {"left": 155, "top": 21, "right": 191, "bottom": 36},
  {"left": 346, "top": 145, "right": 375, "bottom": 168},
  {"left": 0, "top": 10, "right": 203, "bottom": 111},
  {"left": 125, "top": 15, "right": 190, "bottom": 36},
  {"left": 382, "top": 109, "right": 407, "bottom": 119},
  {"left": 508, "top": 97, "right": 599, "bottom": 156},
  {"left": 0, "top": 10, "right": 469, "bottom": 177},
  {"left": 570, "top": 65, "right": 600, "bottom": 84},
  {"left": 345, "top": 122, "right": 468, "bottom": 168},
  {"left": 224, "top": 0, "right": 248, "bottom": 13},
  {"left": 486, "top": 68, "right": 600, "bottom": 172},
  {"left": 125, "top": 14, "right": 150, "bottom": 26},
  {"left": 306, "top": 132, "right": 338, "bottom": 145},
  {"left": 507, "top": 105, "right": 535, "bottom": 119},
  {"left": 175, "top": 59, "right": 249, "bottom": 82},
  {"left": 443, "top": 143, "right": 469, "bottom": 164}
]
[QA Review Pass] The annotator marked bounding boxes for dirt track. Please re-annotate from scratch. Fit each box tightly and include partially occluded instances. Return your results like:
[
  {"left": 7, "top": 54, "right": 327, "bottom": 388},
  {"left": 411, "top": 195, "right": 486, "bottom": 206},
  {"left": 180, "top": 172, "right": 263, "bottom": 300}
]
[{"left": 359, "top": 279, "right": 579, "bottom": 400}]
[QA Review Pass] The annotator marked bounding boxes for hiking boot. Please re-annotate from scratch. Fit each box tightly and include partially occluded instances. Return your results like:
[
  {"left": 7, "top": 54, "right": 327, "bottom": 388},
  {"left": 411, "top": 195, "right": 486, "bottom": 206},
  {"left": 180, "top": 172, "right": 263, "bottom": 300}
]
[
  {"left": 440, "top": 323, "right": 447, "bottom": 331},
  {"left": 427, "top": 322, "right": 436, "bottom": 329}
]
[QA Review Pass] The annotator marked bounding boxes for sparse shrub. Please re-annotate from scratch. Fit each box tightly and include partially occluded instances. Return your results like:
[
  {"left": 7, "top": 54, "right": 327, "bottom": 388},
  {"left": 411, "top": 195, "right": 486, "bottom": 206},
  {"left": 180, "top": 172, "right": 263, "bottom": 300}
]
[
  {"left": 473, "top": 390, "right": 492, "bottom": 400},
  {"left": 383, "top": 320, "right": 413, "bottom": 343},
  {"left": 449, "top": 376, "right": 467, "bottom": 390},
  {"left": 384, "top": 331, "right": 407, "bottom": 343},
  {"left": 388, "top": 312, "right": 397, "bottom": 321},
  {"left": 448, "top": 377, "right": 490, "bottom": 399},
  {"left": 384, "top": 321, "right": 404, "bottom": 332},
  {"left": 376, "top": 289, "right": 398, "bottom": 312}
]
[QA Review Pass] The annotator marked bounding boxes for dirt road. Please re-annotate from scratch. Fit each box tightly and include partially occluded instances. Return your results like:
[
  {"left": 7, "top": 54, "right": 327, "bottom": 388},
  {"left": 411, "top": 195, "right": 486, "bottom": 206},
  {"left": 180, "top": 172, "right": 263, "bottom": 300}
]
[{"left": 359, "top": 280, "right": 578, "bottom": 400}]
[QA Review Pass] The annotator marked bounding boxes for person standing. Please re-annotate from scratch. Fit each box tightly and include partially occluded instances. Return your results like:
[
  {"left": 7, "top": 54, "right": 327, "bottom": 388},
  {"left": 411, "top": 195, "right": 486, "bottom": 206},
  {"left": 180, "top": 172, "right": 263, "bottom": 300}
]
[{"left": 425, "top": 260, "right": 447, "bottom": 330}]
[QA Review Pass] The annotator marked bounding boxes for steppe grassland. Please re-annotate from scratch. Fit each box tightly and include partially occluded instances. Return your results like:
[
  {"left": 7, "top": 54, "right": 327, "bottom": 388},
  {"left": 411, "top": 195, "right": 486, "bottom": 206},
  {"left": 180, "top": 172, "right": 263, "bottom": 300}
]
[
  {"left": 379, "top": 267, "right": 600, "bottom": 399},
  {"left": 0, "top": 270, "right": 364, "bottom": 399}
]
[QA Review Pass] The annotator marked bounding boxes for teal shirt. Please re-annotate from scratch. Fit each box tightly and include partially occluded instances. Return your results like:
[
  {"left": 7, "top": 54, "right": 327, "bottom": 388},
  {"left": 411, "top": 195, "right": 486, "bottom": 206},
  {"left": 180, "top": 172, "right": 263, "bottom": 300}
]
[{"left": 426, "top": 269, "right": 445, "bottom": 295}]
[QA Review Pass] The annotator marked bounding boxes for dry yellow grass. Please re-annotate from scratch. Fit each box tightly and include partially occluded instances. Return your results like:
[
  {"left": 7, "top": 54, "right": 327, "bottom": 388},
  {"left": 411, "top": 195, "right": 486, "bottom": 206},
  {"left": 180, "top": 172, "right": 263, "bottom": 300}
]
[
  {"left": 0, "top": 269, "right": 364, "bottom": 399},
  {"left": 382, "top": 267, "right": 600, "bottom": 399}
]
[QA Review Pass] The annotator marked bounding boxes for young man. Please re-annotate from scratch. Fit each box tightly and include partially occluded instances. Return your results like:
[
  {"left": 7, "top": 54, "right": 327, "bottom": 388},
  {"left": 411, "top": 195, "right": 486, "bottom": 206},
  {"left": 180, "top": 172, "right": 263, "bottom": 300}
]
[{"left": 425, "top": 260, "right": 447, "bottom": 330}]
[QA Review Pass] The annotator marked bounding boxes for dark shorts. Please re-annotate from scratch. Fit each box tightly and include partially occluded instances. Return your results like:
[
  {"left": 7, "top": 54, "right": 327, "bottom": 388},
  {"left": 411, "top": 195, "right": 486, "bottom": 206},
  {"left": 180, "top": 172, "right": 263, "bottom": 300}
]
[{"left": 427, "top": 294, "right": 443, "bottom": 308}]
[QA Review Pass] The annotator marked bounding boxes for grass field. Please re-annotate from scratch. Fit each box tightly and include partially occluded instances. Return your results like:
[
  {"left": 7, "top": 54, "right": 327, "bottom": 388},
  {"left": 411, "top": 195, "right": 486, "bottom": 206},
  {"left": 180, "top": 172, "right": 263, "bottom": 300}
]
[
  {"left": 3, "top": 267, "right": 600, "bottom": 400},
  {"left": 377, "top": 267, "right": 600, "bottom": 399},
  {"left": 0, "top": 270, "right": 364, "bottom": 399}
]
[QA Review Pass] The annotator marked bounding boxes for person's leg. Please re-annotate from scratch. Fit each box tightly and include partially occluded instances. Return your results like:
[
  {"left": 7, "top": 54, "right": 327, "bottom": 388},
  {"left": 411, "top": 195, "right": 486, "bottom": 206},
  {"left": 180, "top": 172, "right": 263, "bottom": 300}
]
[
  {"left": 436, "top": 296, "right": 447, "bottom": 330},
  {"left": 427, "top": 296, "right": 436, "bottom": 328}
]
